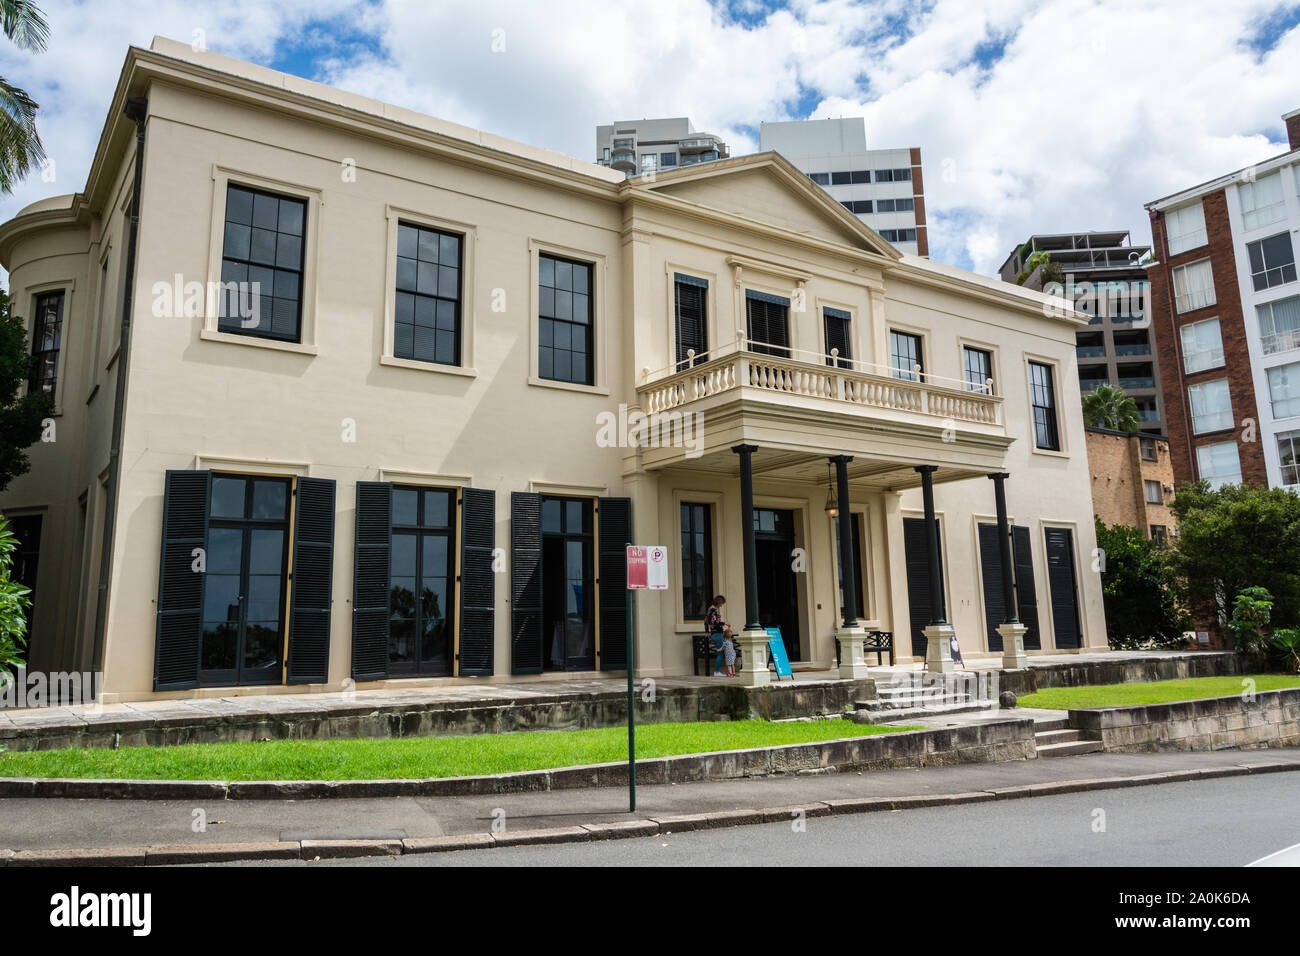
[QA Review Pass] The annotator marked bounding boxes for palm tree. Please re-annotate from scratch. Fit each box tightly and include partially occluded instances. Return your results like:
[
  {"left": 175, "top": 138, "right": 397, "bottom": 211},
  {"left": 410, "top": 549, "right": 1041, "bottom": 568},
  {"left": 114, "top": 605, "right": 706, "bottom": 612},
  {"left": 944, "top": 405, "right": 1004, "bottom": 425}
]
[
  {"left": 0, "top": 0, "right": 48, "bottom": 194},
  {"left": 1082, "top": 383, "right": 1141, "bottom": 432}
]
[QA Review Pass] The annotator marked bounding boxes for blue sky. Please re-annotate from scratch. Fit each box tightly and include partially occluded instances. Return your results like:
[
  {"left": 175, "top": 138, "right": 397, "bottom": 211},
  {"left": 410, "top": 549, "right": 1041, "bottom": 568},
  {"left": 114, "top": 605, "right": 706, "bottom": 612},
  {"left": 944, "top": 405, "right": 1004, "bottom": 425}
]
[{"left": 1, "top": 0, "right": 1298, "bottom": 275}]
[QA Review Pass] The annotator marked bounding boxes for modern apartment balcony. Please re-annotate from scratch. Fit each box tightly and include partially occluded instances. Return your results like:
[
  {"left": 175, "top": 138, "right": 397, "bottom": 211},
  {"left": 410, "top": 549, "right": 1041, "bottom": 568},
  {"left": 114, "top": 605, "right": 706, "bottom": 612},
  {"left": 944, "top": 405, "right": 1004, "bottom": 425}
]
[
  {"left": 634, "top": 338, "right": 1009, "bottom": 488},
  {"left": 1076, "top": 345, "right": 1107, "bottom": 358},
  {"left": 679, "top": 136, "right": 725, "bottom": 154},
  {"left": 610, "top": 148, "right": 637, "bottom": 172}
]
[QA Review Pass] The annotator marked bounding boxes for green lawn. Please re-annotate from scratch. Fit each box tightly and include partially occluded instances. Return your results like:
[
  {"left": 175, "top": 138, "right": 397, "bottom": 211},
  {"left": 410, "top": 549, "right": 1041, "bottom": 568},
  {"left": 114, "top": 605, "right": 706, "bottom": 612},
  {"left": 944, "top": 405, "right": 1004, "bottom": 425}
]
[
  {"left": 0, "top": 719, "right": 911, "bottom": 781},
  {"left": 1018, "top": 674, "right": 1300, "bottom": 711}
]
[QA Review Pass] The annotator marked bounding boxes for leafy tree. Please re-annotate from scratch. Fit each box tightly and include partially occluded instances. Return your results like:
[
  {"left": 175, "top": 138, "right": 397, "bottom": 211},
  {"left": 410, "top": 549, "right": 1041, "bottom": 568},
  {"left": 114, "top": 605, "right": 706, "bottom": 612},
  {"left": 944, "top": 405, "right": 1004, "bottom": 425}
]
[
  {"left": 1168, "top": 482, "right": 1300, "bottom": 637},
  {"left": 0, "top": 287, "right": 52, "bottom": 490},
  {"left": 1094, "top": 517, "right": 1188, "bottom": 648},
  {"left": 0, "top": 0, "right": 49, "bottom": 194},
  {"left": 1082, "top": 383, "right": 1141, "bottom": 432},
  {"left": 0, "top": 513, "right": 31, "bottom": 675}
]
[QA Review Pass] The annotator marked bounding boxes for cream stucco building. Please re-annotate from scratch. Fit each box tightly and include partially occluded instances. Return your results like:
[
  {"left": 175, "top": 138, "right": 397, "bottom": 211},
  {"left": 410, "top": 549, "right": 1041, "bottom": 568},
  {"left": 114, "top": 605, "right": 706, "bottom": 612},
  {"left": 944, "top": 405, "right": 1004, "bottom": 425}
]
[{"left": 0, "top": 39, "right": 1106, "bottom": 703}]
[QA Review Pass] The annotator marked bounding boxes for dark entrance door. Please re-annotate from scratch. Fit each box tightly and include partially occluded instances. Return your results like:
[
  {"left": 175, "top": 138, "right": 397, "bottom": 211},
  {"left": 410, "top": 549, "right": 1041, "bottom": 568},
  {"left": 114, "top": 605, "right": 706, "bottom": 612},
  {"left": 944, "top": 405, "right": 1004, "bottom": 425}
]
[
  {"left": 1045, "top": 527, "right": 1082, "bottom": 649},
  {"left": 388, "top": 486, "right": 456, "bottom": 677},
  {"left": 903, "top": 516, "right": 944, "bottom": 659},
  {"left": 753, "top": 507, "right": 800, "bottom": 660},
  {"left": 541, "top": 496, "right": 594, "bottom": 670},
  {"left": 201, "top": 475, "right": 290, "bottom": 686}
]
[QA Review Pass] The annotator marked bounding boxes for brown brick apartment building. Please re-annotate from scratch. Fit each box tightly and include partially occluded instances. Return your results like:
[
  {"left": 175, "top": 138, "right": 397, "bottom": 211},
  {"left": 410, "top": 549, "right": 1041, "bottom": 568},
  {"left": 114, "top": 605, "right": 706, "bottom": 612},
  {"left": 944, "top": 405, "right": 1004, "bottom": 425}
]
[
  {"left": 1145, "top": 109, "right": 1300, "bottom": 491},
  {"left": 1085, "top": 427, "right": 1176, "bottom": 539}
]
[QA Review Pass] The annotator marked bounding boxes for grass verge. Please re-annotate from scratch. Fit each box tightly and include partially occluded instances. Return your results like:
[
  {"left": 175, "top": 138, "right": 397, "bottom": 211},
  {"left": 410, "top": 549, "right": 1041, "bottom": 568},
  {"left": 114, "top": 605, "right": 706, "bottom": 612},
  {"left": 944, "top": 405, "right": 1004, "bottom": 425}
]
[
  {"left": 0, "top": 719, "right": 912, "bottom": 781},
  {"left": 1018, "top": 674, "right": 1300, "bottom": 711}
]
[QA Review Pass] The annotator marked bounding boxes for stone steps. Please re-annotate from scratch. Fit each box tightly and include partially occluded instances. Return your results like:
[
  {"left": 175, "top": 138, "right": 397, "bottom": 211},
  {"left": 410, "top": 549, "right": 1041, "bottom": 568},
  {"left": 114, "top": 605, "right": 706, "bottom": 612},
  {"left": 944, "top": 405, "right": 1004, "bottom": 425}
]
[
  {"left": 1036, "top": 739, "right": 1104, "bottom": 757},
  {"left": 1032, "top": 719, "right": 1103, "bottom": 757}
]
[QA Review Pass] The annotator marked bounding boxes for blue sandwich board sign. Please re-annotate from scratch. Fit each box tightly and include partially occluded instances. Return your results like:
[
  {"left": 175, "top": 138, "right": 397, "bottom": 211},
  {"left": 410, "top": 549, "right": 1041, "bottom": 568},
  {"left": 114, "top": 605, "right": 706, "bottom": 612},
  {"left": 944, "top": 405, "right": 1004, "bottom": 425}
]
[{"left": 764, "top": 628, "right": 794, "bottom": 679}]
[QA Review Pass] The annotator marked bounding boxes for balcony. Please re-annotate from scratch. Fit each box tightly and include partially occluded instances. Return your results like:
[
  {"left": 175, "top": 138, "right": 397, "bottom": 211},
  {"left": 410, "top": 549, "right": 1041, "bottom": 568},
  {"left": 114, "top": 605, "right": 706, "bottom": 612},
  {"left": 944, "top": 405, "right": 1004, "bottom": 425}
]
[
  {"left": 679, "top": 136, "right": 724, "bottom": 153},
  {"left": 610, "top": 148, "right": 636, "bottom": 172},
  {"left": 635, "top": 338, "right": 1007, "bottom": 483},
  {"left": 1263, "top": 329, "right": 1300, "bottom": 356},
  {"left": 1114, "top": 343, "right": 1151, "bottom": 356},
  {"left": 1118, "top": 376, "right": 1156, "bottom": 390},
  {"left": 1076, "top": 345, "right": 1107, "bottom": 358}
]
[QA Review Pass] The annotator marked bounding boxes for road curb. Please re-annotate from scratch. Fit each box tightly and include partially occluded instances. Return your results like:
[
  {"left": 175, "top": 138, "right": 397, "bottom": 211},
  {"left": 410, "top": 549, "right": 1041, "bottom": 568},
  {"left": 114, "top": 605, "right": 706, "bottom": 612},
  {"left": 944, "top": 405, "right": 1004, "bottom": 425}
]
[{"left": 2, "top": 759, "right": 1295, "bottom": 866}]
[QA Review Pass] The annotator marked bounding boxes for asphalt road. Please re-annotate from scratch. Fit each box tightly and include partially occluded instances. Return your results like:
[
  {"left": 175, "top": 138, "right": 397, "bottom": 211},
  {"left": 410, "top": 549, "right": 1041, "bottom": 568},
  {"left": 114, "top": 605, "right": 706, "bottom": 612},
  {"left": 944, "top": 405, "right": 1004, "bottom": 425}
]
[{"left": 235, "top": 774, "right": 1300, "bottom": 867}]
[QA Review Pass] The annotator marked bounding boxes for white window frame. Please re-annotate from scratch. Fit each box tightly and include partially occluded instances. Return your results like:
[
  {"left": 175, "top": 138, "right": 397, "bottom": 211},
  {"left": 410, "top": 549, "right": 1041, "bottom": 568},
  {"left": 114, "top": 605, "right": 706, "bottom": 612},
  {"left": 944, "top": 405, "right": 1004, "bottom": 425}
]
[
  {"left": 1165, "top": 201, "right": 1207, "bottom": 255},
  {"left": 1257, "top": 295, "right": 1300, "bottom": 357},
  {"left": 1277, "top": 429, "right": 1300, "bottom": 487},
  {"left": 1172, "top": 258, "right": 1216, "bottom": 314},
  {"left": 1239, "top": 171, "right": 1286, "bottom": 232},
  {"left": 1195, "top": 441, "right": 1242, "bottom": 489},
  {"left": 1178, "top": 317, "right": 1225, "bottom": 373},
  {"left": 1267, "top": 361, "right": 1300, "bottom": 420},
  {"left": 1187, "top": 379, "right": 1233, "bottom": 435}
]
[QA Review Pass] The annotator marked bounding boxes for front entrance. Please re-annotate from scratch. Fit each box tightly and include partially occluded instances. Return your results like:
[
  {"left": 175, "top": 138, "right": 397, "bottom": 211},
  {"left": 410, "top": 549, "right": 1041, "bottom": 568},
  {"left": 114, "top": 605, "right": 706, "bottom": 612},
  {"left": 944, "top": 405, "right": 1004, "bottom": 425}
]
[
  {"left": 541, "top": 496, "right": 595, "bottom": 670},
  {"left": 753, "top": 507, "right": 800, "bottom": 660}
]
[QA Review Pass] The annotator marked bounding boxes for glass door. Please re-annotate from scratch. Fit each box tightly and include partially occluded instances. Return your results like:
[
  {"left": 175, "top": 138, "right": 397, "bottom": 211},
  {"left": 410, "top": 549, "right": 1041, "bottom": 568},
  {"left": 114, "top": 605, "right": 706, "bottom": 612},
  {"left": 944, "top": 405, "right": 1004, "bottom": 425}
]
[
  {"left": 388, "top": 486, "right": 456, "bottom": 677},
  {"left": 201, "top": 475, "right": 290, "bottom": 686},
  {"left": 541, "top": 496, "right": 594, "bottom": 670}
]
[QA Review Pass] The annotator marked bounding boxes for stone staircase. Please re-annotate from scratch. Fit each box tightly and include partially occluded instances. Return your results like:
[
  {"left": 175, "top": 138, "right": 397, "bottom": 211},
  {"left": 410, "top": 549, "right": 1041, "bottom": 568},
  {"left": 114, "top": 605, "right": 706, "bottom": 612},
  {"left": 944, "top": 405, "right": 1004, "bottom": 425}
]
[
  {"left": 853, "top": 680, "right": 999, "bottom": 723},
  {"left": 1032, "top": 715, "right": 1103, "bottom": 757}
]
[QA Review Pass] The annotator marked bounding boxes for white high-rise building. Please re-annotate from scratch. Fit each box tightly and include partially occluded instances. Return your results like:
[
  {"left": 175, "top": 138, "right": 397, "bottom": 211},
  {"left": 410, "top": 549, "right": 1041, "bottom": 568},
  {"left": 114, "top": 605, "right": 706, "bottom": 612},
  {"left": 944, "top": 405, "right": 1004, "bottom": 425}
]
[{"left": 759, "top": 118, "right": 927, "bottom": 257}]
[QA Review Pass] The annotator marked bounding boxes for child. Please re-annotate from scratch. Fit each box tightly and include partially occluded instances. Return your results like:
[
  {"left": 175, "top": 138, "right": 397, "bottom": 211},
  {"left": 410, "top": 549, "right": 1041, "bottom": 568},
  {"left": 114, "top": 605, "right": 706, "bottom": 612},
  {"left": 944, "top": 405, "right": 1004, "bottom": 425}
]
[{"left": 705, "top": 594, "right": 736, "bottom": 677}]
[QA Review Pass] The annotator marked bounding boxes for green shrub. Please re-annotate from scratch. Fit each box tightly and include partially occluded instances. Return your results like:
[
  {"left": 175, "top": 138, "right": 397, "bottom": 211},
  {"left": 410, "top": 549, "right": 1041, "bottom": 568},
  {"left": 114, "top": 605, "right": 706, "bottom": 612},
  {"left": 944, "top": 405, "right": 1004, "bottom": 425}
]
[{"left": 1094, "top": 518, "right": 1188, "bottom": 649}]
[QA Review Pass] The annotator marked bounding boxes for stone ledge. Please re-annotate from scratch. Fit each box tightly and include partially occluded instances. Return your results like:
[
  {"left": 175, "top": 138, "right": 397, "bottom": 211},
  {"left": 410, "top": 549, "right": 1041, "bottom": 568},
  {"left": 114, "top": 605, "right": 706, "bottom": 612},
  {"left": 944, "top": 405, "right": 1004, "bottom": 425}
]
[
  {"left": 2, "top": 718, "right": 1039, "bottom": 800},
  {"left": 1071, "top": 688, "right": 1300, "bottom": 753}
]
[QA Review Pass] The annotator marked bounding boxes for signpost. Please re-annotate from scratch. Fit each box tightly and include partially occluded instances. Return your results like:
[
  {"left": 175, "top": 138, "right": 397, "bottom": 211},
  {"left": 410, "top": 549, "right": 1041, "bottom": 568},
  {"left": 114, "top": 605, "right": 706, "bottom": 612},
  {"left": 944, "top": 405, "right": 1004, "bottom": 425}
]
[
  {"left": 765, "top": 627, "right": 794, "bottom": 680},
  {"left": 625, "top": 545, "right": 667, "bottom": 812}
]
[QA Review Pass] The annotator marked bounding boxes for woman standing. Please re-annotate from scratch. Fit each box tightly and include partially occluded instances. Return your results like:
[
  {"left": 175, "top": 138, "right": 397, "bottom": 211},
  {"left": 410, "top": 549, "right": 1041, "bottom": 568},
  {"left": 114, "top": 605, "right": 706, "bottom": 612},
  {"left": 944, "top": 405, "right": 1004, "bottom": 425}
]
[{"left": 705, "top": 594, "right": 735, "bottom": 677}]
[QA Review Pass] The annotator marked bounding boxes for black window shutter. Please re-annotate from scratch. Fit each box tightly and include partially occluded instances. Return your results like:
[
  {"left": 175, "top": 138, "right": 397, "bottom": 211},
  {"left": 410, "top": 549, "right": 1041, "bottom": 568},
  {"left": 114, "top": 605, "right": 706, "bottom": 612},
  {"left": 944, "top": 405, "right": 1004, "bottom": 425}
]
[
  {"left": 510, "top": 491, "right": 543, "bottom": 674},
  {"left": 1045, "top": 527, "right": 1082, "bottom": 649},
  {"left": 902, "top": 516, "right": 944, "bottom": 659},
  {"left": 977, "top": 523, "right": 1007, "bottom": 652},
  {"left": 824, "top": 309, "right": 851, "bottom": 368},
  {"left": 352, "top": 481, "right": 392, "bottom": 682},
  {"left": 458, "top": 487, "right": 496, "bottom": 676},
  {"left": 597, "top": 496, "right": 632, "bottom": 671},
  {"left": 1012, "top": 525, "right": 1041, "bottom": 650},
  {"left": 675, "top": 282, "right": 707, "bottom": 367},
  {"left": 154, "top": 470, "right": 211, "bottom": 691},
  {"left": 287, "top": 477, "right": 336, "bottom": 684}
]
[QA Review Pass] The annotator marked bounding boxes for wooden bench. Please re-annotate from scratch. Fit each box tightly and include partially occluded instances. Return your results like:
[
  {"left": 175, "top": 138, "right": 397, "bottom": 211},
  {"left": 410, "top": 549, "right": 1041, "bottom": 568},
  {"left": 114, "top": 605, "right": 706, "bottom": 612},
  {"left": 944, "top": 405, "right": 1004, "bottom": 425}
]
[{"left": 835, "top": 630, "right": 895, "bottom": 667}]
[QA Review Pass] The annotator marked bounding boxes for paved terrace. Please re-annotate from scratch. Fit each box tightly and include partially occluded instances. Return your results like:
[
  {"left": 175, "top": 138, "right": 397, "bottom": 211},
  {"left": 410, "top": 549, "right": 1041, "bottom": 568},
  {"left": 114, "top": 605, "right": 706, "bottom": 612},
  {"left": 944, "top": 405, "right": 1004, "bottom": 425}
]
[{"left": 0, "top": 650, "right": 1237, "bottom": 751}]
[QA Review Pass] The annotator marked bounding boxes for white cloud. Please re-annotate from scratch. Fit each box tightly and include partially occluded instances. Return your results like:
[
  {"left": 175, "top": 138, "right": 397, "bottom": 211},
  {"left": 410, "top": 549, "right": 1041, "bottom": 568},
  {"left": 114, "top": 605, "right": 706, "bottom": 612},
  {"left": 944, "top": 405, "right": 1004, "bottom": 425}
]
[{"left": 1, "top": 0, "right": 1297, "bottom": 277}]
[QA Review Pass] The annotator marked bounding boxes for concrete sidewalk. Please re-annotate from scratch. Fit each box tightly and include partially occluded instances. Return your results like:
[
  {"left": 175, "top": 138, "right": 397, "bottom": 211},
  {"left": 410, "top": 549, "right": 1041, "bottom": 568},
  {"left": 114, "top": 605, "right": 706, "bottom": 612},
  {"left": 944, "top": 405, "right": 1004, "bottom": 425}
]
[{"left": 2, "top": 748, "right": 1296, "bottom": 862}]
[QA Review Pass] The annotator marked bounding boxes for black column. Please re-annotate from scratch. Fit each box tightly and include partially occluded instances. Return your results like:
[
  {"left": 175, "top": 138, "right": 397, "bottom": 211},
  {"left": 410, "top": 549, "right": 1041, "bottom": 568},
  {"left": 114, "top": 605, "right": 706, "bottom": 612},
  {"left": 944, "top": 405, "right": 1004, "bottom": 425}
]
[
  {"left": 988, "top": 472, "right": 1019, "bottom": 625},
  {"left": 914, "top": 465, "right": 947, "bottom": 626},
  {"left": 831, "top": 455, "right": 858, "bottom": 627},
  {"left": 733, "top": 444, "right": 761, "bottom": 631}
]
